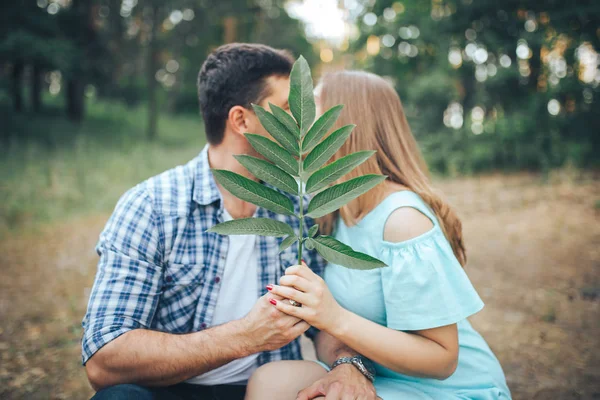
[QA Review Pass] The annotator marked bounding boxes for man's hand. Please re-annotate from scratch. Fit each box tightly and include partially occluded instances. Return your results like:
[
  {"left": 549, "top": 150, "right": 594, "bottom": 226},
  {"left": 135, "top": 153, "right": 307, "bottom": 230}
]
[
  {"left": 240, "top": 293, "right": 310, "bottom": 353},
  {"left": 297, "top": 364, "right": 378, "bottom": 400}
]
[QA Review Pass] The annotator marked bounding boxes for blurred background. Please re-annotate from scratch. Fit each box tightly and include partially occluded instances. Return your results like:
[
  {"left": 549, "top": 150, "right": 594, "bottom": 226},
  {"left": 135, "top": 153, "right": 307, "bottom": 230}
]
[{"left": 0, "top": 0, "right": 598, "bottom": 399}]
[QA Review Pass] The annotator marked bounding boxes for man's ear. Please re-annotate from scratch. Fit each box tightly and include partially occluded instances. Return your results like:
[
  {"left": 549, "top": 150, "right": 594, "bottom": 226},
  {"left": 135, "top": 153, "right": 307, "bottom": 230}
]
[{"left": 227, "top": 105, "right": 251, "bottom": 136}]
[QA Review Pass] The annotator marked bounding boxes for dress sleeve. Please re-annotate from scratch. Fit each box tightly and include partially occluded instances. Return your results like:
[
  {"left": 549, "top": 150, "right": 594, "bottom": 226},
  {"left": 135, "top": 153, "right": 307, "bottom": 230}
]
[{"left": 379, "top": 229, "right": 484, "bottom": 331}]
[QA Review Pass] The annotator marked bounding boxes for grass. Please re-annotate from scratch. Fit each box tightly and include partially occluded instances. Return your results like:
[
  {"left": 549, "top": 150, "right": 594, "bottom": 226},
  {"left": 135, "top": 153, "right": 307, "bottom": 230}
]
[
  {"left": 1, "top": 173, "right": 599, "bottom": 399},
  {"left": 1, "top": 96, "right": 599, "bottom": 399},
  {"left": 0, "top": 97, "right": 205, "bottom": 235}
]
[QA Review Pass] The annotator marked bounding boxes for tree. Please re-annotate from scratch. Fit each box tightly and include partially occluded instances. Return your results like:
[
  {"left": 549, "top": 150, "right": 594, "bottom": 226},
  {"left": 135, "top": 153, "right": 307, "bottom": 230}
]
[{"left": 350, "top": 0, "right": 600, "bottom": 172}]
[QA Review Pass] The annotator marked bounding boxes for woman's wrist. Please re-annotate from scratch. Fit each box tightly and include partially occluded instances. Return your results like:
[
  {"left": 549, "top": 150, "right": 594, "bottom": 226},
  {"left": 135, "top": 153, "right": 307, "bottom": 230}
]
[{"left": 327, "top": 306, "right": 352, "bottom": 338}]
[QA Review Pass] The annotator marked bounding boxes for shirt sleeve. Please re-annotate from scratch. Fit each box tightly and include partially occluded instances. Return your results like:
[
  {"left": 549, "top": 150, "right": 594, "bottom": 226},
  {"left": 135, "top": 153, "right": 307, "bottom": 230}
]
[
  {"left": 379, "top": 230, "right": 484, "bottom": 331},
  {"left": 81, "top": 186, "right": 164, "bottom": 365}
]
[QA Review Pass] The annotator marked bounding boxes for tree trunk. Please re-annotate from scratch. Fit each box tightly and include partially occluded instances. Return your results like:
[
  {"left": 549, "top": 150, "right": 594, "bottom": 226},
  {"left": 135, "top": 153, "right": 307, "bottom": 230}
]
[
  {"left": 223, "top": 16, "right": 237, "bottom": 43},
  {"left": 146, "top": 3, "right": 160, "bottom": 140},
  {"left": 108, "top": 0, "right": 124, "bottom": 96},
  {"left": 66, "top": 79, "right": 85, "bottom": 121},
  {"left": 11, "top": 61, "right": 24, "bottom": 112},
  {"left": 31, "top": 63, "right": 42, "bottom": 113},
  {"left": 65, "top": 0, "right": 92, "bottom": 122}
]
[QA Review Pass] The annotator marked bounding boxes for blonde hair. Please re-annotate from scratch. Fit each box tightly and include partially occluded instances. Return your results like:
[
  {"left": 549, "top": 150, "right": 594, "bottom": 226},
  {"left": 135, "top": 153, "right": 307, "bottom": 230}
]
[{"left": 317, "top": 71, "right": 467, "bottom": 266}]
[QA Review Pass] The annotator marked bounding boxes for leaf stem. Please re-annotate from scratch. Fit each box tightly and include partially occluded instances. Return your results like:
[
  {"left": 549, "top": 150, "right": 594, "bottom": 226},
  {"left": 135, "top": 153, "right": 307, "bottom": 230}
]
[{"left": 298, "top": 139, "right": 304, "bottom": 265}]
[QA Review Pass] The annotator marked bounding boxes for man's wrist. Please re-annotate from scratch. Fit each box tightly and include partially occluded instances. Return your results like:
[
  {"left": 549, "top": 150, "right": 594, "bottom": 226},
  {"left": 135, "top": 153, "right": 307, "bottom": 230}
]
[
  {"left": 331, "top": 355, "right": 376, "bottom": 383},
  {"left": 222, "top": 318, "right": 257, "bottom": 358},
  {"left": 331, "top": 362, "right": 374, "bottom": 384}
]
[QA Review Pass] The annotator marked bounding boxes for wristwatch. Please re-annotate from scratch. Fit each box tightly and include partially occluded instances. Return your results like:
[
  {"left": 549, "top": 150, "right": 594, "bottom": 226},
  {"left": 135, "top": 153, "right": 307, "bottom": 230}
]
[{"left": 331, "top": 355, "right": 376, "bottom": 382}]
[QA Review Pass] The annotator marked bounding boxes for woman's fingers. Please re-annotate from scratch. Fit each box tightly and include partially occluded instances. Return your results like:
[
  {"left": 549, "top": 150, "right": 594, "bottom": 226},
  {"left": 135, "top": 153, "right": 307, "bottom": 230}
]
[
  {"left": 267, "top": 284, "right": 311, "bottom": 305},
  {"left": 285, "top": 262, "right": 319, "bottom": 281},
  {"left": 291, "top": 320, "right": 311, "bottom": 336},
  {"left": 279, "top": 274, "right": 313, "bottom": 292},
  {"left": 270, "top": 297, "right": 307, "bottom": 319}
]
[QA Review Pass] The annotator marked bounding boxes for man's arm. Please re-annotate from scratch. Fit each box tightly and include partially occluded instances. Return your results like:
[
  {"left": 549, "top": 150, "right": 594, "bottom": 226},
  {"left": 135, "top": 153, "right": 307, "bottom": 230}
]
[
  {"left": 86, "top": 293, "right": 308, "bottom": 390},
  {"left": 294, "top": 330, "right": 377, "bottom": 400},
  {"left": 83, "top": 187, "right": 309, "bottom": 390},
  {"left": 86, "top": 320, "right": 248, "bottom": 389}
]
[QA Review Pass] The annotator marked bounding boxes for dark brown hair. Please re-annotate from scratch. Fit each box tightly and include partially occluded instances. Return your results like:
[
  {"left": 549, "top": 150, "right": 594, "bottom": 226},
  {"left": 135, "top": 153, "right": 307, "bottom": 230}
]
[{"left": 197, "top": 43, "right": 294, "bottom": 145}]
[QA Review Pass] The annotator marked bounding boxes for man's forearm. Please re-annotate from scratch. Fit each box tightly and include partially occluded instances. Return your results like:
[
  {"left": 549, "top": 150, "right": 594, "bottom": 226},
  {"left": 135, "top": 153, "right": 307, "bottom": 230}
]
[
  {"left": 86, "top": 319, "right": 254, "bottom": 390},
  {"left": 314, "top": 330, "right": 361, "bottom": 366}
]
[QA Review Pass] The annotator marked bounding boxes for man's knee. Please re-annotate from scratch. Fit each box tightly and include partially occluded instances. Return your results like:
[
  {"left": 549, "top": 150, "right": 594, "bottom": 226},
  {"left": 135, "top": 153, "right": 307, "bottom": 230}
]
[{"left": 91, "top": 383, "right": 154, "bottom": 400}]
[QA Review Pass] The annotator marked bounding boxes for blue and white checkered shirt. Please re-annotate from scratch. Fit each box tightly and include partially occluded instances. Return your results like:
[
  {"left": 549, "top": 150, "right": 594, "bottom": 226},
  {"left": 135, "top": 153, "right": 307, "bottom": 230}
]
[{"left": 82, "top": 145, "right": 325, "bottom": 366}]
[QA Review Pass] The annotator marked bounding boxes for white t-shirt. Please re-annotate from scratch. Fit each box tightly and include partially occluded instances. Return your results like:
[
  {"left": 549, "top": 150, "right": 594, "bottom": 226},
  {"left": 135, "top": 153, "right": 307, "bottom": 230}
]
[{"left": 187, "top": 209, "right": 260, "bottom": 385}]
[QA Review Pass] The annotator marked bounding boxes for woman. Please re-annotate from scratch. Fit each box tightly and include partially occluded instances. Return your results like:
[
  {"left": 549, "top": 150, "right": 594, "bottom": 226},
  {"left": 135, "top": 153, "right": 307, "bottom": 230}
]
[{"left": 246, "top": 71, "right": 510, "bottom": 399}]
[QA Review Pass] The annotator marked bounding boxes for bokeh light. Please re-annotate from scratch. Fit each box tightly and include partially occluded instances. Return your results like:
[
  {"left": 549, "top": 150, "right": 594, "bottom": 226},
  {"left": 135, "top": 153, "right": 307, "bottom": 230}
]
[
  {"left": 547, "top": 99, "right": 560, "bottom": 115},
  {"left": 320, "top": 48, "right": 334, "bottom": 63}
]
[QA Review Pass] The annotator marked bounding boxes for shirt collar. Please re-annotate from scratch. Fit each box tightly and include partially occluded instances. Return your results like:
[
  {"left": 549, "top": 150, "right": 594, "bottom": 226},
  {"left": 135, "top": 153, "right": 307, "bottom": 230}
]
[{"left": 192, "top": 145, "right": 222, "bottom": 206}]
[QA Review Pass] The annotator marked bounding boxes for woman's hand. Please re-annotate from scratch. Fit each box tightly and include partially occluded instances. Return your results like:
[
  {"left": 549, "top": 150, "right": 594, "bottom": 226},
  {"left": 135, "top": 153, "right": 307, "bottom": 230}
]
[{"left": 266, "top": 262, "right": 345, "bottom": 332}]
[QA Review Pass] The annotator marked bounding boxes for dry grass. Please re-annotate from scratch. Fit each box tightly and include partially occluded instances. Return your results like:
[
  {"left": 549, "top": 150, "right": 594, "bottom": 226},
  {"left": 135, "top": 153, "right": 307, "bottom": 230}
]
[{"left": 0, "top": 173, "right": 599, "bottom": 399}]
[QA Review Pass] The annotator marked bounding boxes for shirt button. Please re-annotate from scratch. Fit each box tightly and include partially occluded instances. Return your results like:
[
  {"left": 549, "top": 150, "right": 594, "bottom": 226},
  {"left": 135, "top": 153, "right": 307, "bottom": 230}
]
[
  {"left": 200, "top": 322, "right": 207, "bottom": 329},
  {"left": 165, "top": 276, "right": 173, "bottom": 283},
  {"left": 214, "top": 276, "right": 221, "bottom": 283}
]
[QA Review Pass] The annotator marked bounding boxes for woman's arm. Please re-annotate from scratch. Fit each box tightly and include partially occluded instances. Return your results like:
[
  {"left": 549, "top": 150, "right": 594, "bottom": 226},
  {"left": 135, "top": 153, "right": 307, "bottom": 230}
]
[
  {"left": 267, "top": 206, "right": 459, "bottom": 380},
  {"left": 331, "top": 308, "right": 458, "bottom": 379},
  {"left": 268, "top": 267, "right": 458, "bottom": 380}
]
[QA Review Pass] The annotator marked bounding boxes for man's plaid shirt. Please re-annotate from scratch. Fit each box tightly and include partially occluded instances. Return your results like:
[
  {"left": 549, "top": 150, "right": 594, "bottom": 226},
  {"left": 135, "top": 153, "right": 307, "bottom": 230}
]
[{"left": 82, "top": 145, "right": 325, "bottom": 366}]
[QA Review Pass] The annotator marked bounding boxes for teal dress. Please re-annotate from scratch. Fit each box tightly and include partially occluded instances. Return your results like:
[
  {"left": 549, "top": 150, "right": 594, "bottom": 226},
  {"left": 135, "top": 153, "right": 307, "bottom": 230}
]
[{"left": 323, "top": 191, "right": 511, "bottom": 399}]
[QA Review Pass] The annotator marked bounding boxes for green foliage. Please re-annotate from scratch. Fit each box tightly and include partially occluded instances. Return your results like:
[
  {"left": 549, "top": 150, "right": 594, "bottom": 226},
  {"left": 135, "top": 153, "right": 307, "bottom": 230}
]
[
  {"left": 210, "top": 56, "right": 387, "bottom": 270},
  {"left": 207, "top": 218, "right": 294, "bottom": 237},
  {"left": 0, "top": 98, "right": 204, "bottom": 235},
  {"left": 302, "top": 105, "right": 344, "bottom": 153},
  {"left": 245, "top": 134, "right": 298, "bottom": 176},
  {"left": 307, "top": 175, "right": 387, "bottom": 219},
  {"left": 211, "top": 170, "right": 295, "bottom": 216},
  {"left": 352, "top": 0, "right": 600, "bottom": 174},
  {"left": 234, "top": 155, "right": 298, "bottom": 195},
  {"left": 303, "top": 124, "right": 356, "bottom": 176},
  {"left": 279, "top": 235, "right": 299, "bottom": 252},
  {"left": 306, "top": 151, "right": 375, "bottom": 193},
  {"left": 252, "top": 104, "right": 300, "bottom": 155},
  {"left": 289, "top": 56, "right": 317, "bottom": 135},
  {"left": 308, "top": 236, "right": 387, "bottom": 270}
]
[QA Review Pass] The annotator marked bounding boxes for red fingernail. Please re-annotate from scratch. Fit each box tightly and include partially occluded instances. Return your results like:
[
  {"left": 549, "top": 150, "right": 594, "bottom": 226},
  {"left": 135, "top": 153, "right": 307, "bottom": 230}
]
[
  {"left": 266, "top": 284, "right": 273, "bottom": 291},
  {"left": 301, "top": 259, "right": 306, "bottom": 264},
  {"left": 269, "top": 299, "right": 277, "bottom": 305}
]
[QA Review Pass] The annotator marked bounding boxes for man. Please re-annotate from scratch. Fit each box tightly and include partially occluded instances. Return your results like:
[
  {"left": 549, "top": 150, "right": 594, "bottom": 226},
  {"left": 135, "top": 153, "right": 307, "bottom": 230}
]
[{"left": 83, "top": 43, "right": 376, "bottom": 400}]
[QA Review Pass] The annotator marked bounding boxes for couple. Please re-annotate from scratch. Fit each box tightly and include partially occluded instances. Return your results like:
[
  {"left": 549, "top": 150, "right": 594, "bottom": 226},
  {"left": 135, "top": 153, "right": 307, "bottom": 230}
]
[{"left": 82, "top": 43, "right": 510, "bottom": 399}]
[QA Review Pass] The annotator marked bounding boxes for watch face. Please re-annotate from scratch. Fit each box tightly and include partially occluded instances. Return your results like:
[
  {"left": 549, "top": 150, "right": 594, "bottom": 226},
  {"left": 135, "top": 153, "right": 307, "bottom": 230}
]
[{"left": 355, "top": 356, "right": 376, "bottom": 375}]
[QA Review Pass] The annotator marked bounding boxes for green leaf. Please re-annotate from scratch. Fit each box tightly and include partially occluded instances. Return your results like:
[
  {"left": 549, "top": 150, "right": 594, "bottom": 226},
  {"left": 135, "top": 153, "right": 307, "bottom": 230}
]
[
  {"left": 234, "top": 155, "right": 298, "bottom": 195},
  {"left": 279, "top": 235, "right": 298, "bottom": 252},
  {"left": 269, "top": 103, "right": 300, "bottom": 139},
  {"left": 308, "top": 224, "right": 319, "bottom": 237},
  {"left": 305, "top": 239, "right": 315, "bottom": 250},
  {"left": 211, "top": 169, "right": 295, "bottom": 216},
  {"left": 308, "top": 236, "right": 387, "bottom": 270},
  {"left": 208, "top": 218, "right": 294, "bottom": 237},
  {"left": 306, "top": 150, "right": 376, "bottom": 193},
  {"left": 252, "top": 104, "right": 299, "bottom": 155},
  {"left": 289, "top": 55, "right": 316, "bottom": 135},
  {"left": 245, "top": 133, "right": 298, "bottom": 176},
  {"left": 302, "top": 105, "right": 343, "bottom": 154},
  {"left": 303, "top": 125, "right": 355, "bottom": 176},
  {"left": 307, "top": 175, "right": 387, "bottom": 218}
]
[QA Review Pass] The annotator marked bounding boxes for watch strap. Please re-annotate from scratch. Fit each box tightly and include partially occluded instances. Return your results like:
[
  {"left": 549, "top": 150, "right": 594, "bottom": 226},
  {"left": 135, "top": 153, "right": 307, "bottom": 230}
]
[{"left": 331, "top": 356, "right": 375, "bottom": 382}]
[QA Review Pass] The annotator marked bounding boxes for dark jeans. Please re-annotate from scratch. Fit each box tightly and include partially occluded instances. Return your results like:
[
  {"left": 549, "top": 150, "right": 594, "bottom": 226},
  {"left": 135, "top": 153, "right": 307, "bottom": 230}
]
[{"left": 91, "top": 383, "right": 246, "bottom": 400}]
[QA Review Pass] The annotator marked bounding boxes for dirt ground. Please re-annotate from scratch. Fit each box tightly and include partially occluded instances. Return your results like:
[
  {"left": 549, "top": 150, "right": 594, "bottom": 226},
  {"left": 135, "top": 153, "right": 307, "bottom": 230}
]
[{"left": 0, "top": 173, "right": 599, "bottom": 400}]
